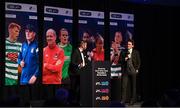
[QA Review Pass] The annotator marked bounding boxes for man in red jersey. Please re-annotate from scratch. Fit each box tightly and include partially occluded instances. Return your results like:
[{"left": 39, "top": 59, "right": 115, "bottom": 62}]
[{"left": 43, "top": 28, "right": 65, "bottom": 84}]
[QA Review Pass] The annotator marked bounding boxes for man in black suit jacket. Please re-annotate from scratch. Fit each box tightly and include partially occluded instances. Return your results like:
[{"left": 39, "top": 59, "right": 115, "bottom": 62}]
[
  {"left": 121, "top": 39, "right": 141, "bottom": 105},
  {"left": 69, "top": 41, "right": 87, "bottom": 104}
]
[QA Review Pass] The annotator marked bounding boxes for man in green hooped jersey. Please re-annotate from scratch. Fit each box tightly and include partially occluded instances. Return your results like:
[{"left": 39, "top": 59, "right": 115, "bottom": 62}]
[
  {"left": 58, "top": 28, "right": 72, "bottom": 87},
  {"left": 5, "top": 22, "right": 22, "bottom": 85}
]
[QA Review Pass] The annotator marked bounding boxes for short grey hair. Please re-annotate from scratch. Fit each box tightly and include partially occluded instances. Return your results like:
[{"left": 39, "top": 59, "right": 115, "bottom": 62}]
[{"left": 46, "top": 28, "right": 57, "bottom": 37}]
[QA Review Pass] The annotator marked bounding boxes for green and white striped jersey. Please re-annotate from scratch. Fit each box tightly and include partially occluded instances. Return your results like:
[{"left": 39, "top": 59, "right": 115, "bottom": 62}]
[{"left": 5, "top": 38, "right": 22, "bottom": 85}]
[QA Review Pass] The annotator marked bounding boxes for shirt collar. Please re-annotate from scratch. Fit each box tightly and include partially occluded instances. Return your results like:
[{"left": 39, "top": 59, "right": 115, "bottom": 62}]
[
  {"left": 128, "top": 48, "right": 133, "bottom": 53},
  {"left": 59, "top": 43, "right": 67, "bottom": 48},
  {"left": 79, "top": 47, "right": 83, "bottom": 52}
]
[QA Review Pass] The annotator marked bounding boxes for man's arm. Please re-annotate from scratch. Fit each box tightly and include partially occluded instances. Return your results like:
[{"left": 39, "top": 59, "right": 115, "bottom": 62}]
[
  {"left": 135, "top": 50, "right": 141, "bottom": 70},
  {"left": 34, "top": 48, "right": 40, "bottom": 77},
  {"left": 18, "top": 44, "right": 23, "bottom": 65},
  {"left": 44, "top": 50, "right": 65, "bottom": 73},
  {"left": 29, "top": 47, "right": 39, "bottom": 84},
  {"left": 71, "top": 49, "right": 80, "bottom": 67}
]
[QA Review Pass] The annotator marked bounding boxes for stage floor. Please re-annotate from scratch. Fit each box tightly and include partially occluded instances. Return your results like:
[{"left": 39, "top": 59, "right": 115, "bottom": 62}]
[
  {"left": 30, "top": 100, "right": 143, "bottom": 107},
  {"left": 127, "top": 102, "right": 143, "bottom": 107}
]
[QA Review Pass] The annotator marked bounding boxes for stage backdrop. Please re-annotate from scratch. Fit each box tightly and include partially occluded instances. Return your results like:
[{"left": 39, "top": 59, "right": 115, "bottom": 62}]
[
  {"left": 110, "top": 12, "right": 134, "bottom": 78},
  {"left": 44, "top": 6, "right": 73, "bottom": 46},
  {"left": 78, "top": 9, "right": 104, "bottom": 61},
  {"left": 5, "top": 2, "right": 38, "bottom": 86},
  {"left": 43, "top": 6, "right": 73, "bottom": 84}
]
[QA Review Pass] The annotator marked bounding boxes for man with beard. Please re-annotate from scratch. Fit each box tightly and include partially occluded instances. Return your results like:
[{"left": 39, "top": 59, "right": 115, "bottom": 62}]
[{"left": 81, "top": 31, "right": 95, "bottom": 61}]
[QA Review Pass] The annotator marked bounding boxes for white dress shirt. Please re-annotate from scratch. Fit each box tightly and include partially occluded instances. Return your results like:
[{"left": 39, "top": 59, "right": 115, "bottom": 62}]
[
  {"left": 79, "top": 48, "right": 85, "bottom": 67},
  {"left": 128, "top": 48, "right": 133, "bottom": 58}
]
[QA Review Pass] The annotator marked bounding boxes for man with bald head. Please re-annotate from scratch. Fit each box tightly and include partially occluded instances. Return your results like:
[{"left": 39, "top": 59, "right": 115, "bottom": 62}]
[{"left": 43, "top": 29, "right": 65, "bottom": 84}]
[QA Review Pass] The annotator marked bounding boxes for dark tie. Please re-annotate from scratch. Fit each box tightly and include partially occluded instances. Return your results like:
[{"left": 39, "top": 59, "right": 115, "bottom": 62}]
[{"left": 126, "top": 50, "right": 130, "bottom": 57}]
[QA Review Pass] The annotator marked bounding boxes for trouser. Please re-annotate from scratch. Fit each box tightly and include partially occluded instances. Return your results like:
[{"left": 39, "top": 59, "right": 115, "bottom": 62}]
[
  {"left": 122, "top": 73, "right": 136, "bottom": 103},
  {"left": 70, "top": 74, "right": 80, "bottom": 103}
]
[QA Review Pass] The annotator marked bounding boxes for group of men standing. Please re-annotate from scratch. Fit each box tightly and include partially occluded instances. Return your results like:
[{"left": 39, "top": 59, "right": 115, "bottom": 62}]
[
  {"left": 5, "top": 22, "right": 141, "bottom": 106},
  {"left": 5, "top": 22, "right": 73, "bottom": 86},
  {"left": 5, "top": 23, "right": 39, "bottom": 85}
]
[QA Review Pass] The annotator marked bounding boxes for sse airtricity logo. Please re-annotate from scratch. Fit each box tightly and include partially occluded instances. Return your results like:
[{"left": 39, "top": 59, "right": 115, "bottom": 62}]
[
  {"left": 96, "top": 81, "right": 109, "bottom": 86},
  {"left": 96, "top": 89, "right": 109, "bottom": 93}
]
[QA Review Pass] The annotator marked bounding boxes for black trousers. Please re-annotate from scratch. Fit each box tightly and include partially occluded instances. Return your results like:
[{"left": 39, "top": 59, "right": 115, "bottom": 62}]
[
  {"left": 61, "top": 77, "right": 71, "bottom": 90},
  {"left": 122, "top": 73, "right": 136, "bottom": 103},
  {"left": 70, "top": 74, "right": 80, "bottom": 103}
]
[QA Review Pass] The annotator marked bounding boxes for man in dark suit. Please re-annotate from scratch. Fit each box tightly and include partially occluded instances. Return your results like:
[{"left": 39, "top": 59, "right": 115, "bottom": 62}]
[
  {"left": 121, "top": 39, "right": 141, "bottom": 105},
  {"left": 69, "top": 40, "right": 87, "bottom": 104}
]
